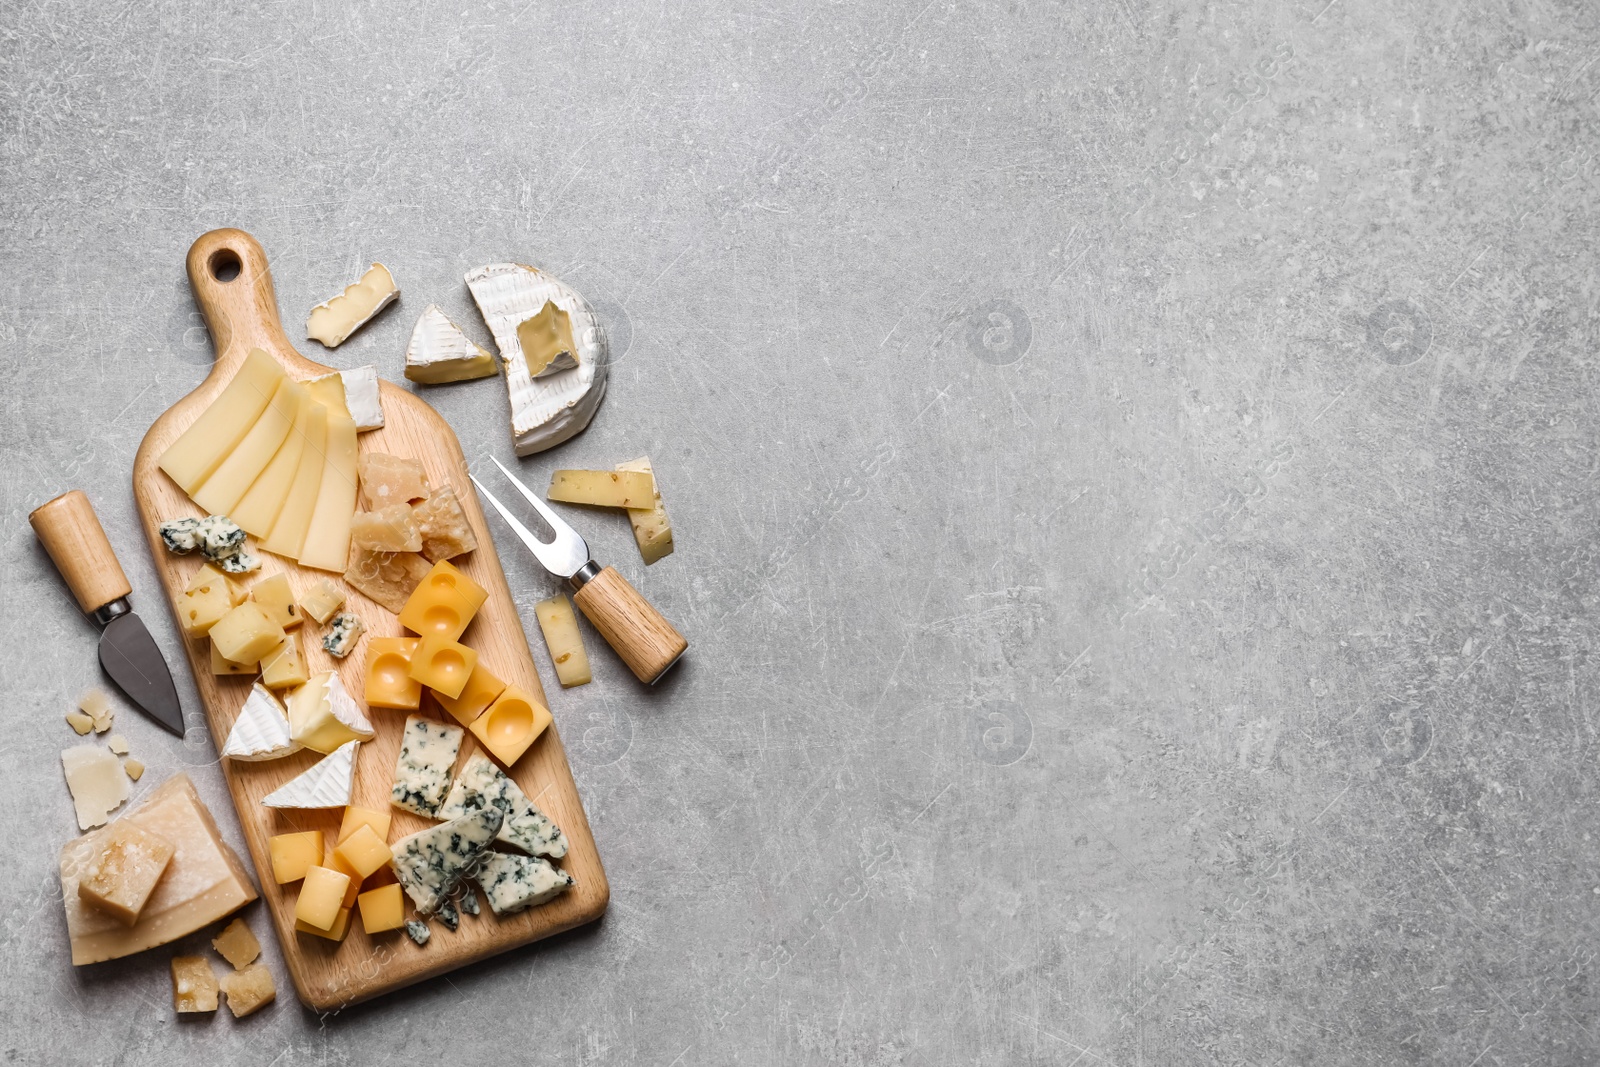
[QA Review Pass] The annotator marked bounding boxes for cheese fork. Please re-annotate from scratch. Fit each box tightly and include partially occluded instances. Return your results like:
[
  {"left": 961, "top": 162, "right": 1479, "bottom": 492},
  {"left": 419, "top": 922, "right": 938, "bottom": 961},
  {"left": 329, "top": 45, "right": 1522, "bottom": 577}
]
[{"left": 470, "top": 457, "right": 687, "bottom": 684}]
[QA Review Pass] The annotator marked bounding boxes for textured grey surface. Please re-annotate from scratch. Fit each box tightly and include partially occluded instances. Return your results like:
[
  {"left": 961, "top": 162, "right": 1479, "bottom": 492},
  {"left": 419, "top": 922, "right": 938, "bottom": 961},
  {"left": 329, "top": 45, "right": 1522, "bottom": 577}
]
[{"left": 3, "top": 0, "right": 1598, "bottom": 1062}]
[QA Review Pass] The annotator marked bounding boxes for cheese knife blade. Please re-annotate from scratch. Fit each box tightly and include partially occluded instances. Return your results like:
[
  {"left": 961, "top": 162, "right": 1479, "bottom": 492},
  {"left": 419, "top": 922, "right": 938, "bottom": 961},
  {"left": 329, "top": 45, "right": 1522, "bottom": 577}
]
[{"left": 98, "top": 610, "right": 186, "bottom": 736}]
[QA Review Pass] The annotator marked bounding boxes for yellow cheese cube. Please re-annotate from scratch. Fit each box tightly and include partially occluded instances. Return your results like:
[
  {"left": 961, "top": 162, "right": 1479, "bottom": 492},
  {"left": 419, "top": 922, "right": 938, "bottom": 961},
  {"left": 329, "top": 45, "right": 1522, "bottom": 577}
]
[
  {"left": 297, "top": 577, "right": 346, "bottom": 625},
  {"left": 294, "top": 866, "right": 351, "bottom": 931},
  {"left": 268, "top": 831, "right": 323, "bottom": 884},
  {"left": 468, "top": 686, "right": 552, "bottom": 768},
  {"left": 357, "top": 883, "right": 406, "bottom": 934},
  {"left": 295, "top": 905, "right": 352, "bottom": 942},
  {"left": 218, "top": 962, "right": 276, "bottom": 1016},
  {"left": 350, "top": 504, "right": 422, "bottom": 552},
  {"left": 211, "top": 917, "right": 260, "bottom": 968},
  {"left": 338, "top": 805, "right": 391, "bottom": 844},
  {"left": 171, "top": 954, "right": 219, "bottom": 1013},
  {"left": 534, "top": 593, "right": 591, "bottom": 687},
  {"left": 225, "top": 575, "right": 251, "bottom": 606},
  {"left": 209, "top": 603, "right": 286, "bottom": 665},
  {"left": 335, "top": 824, "right": 392, "bottom": 880},
  {"left": 259, "top": 631, "right": 309, "bottom": 691},
  {"left": 249, "top": 573, "right": 302, "bottom": 630},
  {"left": 433, "top": 662, "right": 507, "bottom": 726},
  {"left": 209, "top": 639, "right": 257, "bottom": 676},
  {"left": 365, "top": 637, "right": 422, "bottom": 710},
  {"left": 398, "top": 559, "right": 488, "bottom": 640},
  {"left": 321, "top": 833, "right": 364, "bottom": 907},
  {"left": 177, "top": 565, "right": 235, "bottom": 638},
  {"left": 77, "top": 821, "right": 175, "bottom": 926},
  {"left": 407, "top": 634, "right": 478, "bottom": 699},
  {"left": 548, "top": 468, "right": 657, "bottom": 509}
]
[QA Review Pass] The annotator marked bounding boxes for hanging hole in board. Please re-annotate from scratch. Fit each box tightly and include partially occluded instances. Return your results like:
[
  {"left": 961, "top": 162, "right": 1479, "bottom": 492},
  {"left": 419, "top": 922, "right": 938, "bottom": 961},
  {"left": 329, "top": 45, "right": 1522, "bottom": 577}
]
[{"left": 208, "top": 249, "right": 242, "bottom": 283}]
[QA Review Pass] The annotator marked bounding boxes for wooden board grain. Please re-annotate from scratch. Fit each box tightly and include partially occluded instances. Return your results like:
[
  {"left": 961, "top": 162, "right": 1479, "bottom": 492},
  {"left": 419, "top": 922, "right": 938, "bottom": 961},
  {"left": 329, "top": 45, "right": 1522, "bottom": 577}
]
[{"left": 131, "top": 229, "right": 608, "bottom": 1010}]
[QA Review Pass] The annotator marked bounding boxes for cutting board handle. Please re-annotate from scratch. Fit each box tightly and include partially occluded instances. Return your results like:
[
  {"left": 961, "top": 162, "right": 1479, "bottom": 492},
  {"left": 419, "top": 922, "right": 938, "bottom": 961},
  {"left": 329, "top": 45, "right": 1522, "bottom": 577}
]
[{"left": 186, "top": 229, "right": 285, "bottom": 373}]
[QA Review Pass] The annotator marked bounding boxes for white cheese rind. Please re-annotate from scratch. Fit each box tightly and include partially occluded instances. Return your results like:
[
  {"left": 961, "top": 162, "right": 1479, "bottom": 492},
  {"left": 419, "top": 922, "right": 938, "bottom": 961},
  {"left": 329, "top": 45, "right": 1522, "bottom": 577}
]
[
  {"left": 405, "top": 305, "right": 496, "bottom": 384},
  {"left": 340, "top": 365, "right": 385, "bottom": 431},
  {"left": 464, "top": 263, "right": 608, "bottom": 455},
  {"left": 389, "top": 716, "right": 464, "bottom": 817},
  {"left": 221, "top": 684, "right": 301, "bottom": 762},
  {"left": 388, "top": 806, "right": 502, "bottom": 916},
  {"left": 475, "top": 852, "right": 574, "bottom": 915},
  {"left": 306, "top": 264, "right": 399, "bottom": 348},
  {"left": 435, "top": 753, "right": 567, "bottom": 859},
  {"left": 260, "top": 740, "right": 358, "bottom": 809}
]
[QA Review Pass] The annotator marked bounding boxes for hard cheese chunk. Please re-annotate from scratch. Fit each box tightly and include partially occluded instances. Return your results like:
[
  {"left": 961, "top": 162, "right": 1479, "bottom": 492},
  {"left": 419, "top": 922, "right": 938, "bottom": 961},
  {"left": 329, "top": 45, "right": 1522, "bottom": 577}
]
[
  {"left": 62, "top": 745, "right": 130, "bottom": 829},
  {"left": 407, "top": 634, "right": 477, "bottom": 699},
  {"left": 344, "top": 547, "right": 433, "bottom": 614},
  {"left": 212, "top": 917, "right": 261, "bottom": 968},
  {"left": 296, "top": 905, "right": 352, "bottom": 942},
  {"left": 306, "top": 263, "right": 399, "bottom": 348},
  {"left": 476, "top": 852, "right": 574, "bottom": 915},
  {"left": 158, "top": 349, "right": 287, "bottom": 494},
  {"left": 437, "top": 752, "right": 567, "bottom": 859},
  {"left": 171, "top": 955, "right": 219, "bottom": 1013},
  {"left": 209, "top": 602, "right": 285, "bottom": 665},
  {"left": 618, "top": 455, "right": 674, "bottom": 564},
  {"left": 219, "top": 963, "right": 276, "bottom": 1017},
  {"left": 334, "top": 823, "right": 392, "bottom": 879},
  {"left": 534, "top": 593, "right": 591, "bottom": 687},
  {"left": 77, "top": 821, "right": 175, "bottom": 926},
  {"left": 413, "top": 485, "right": 478, "bottom": 563},
  {"left": 259, "top": 631, "right": 310, "bottom": 691},
  {"left": 350, "top": 504, "right": 422, "bottom": 553},
  {"left": 433, "top": 662, "right": 506, "bottom": 726},
  {"left": 294, "top": 865, "right": 351, "bottom": 930},
  {"left": 548, "top": 468, "right": 656, "bottom": 509},
  {"left": 59, "top": 773, "right": 257, "bottom": 965},
  {"left": 321, "top": 832, "right": 364, "bottom": 907},
  {"left": 389, "top": 715, "right": 464, "bottom": 816},
  {"left": 389, "top": 806, "right": 503, "bottom": 916},
  {"left": 209, "top": 640, "right": 256, "bottom": 676},
  {"left": 298, "top": 578, "right": 346, "bottom": 625},
  {"left": 365, "top": 637, "right": 422, "bottom": 709},
  {"left": 249, "top": 573, "right": 301, "bottom": 630},
  {"left": 397, "top": 559, "right": 487, "bottom": 639},
  {"left": 468, "top": 686, "right": 551, "bottom": 768},
  {"left": 357, "top": 452, "right": 429, "bottom": 509},
  {"left": 178, "top": 562, "right": 235, "bottom": 638},
  {"left": 357, "top": 883, "right": 406, "bottom": 934},
  {"left": 338, "top": 805, "right": 391, "bottom": 844}
]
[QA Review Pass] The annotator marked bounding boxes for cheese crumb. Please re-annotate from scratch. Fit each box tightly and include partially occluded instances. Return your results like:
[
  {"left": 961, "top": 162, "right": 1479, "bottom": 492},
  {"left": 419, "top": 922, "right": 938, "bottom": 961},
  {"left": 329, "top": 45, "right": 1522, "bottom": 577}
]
[
  {"left": 107, "top": 734, "right": 130, "bottom": 755},
  {"left": 124, "top": 758, "right": 145, "bottom": 781},
  {"left": 65, "top": 712, "right": 94, "bottom": 735}
]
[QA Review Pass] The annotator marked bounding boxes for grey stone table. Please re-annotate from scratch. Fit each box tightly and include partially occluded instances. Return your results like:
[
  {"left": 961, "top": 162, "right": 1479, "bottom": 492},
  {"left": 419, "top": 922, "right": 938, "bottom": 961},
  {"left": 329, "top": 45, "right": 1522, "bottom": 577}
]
[{"left": 3, "top": 1, "right": 1596, "bottom": 1063}]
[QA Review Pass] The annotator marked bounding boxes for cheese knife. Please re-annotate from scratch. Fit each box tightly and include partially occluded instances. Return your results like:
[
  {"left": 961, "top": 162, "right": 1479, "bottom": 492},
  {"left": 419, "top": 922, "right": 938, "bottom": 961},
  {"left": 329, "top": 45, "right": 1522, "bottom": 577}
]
[
  {"left": 470, "top": 456, "right": 688, "bottom": 684},
  {"left": 30, "top": 490, "right": 186, "bottom": 736}
]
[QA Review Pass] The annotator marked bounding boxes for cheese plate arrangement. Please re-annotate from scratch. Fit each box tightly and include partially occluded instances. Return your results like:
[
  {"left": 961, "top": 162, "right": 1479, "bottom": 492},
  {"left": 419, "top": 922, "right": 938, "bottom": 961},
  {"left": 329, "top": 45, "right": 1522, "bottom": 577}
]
[{"left": 128, "top": 229, "right": 613, "bottom": 1010}]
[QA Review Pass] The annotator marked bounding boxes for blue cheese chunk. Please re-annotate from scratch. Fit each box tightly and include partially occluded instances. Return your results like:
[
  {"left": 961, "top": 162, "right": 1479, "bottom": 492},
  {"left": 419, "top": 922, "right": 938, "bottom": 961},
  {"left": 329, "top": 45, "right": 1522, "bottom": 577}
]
[
  {"left": 475, "top": 852, "right": 574, "bottom": 915},
  {"left": 321, "top": 612, "right": 365, "bottom": 658},
  {"left": 436, "top": 898, "right": 460, "bottom": 931},
  {"left": 196, "top": 515, "right": 247, "bottom": 561},
  {"left": 458, "top": 890, "right": 479, "bottom": 917},
  {"left": 390, "top": 715, "right": 463, "bottom": 817},
  {"left": 405, "top": 920, "right": 431, "bottom": 946},
  {"left": 388, "top": 806, "right": 502, "bottom": 916},
  {"left": 435, "top": 753, "right": 567, "bottom": 859},
  {"left": 217, "top": 548, "right": 261, "bottom": 574},
  {"left": 159, "top": 517, "right": 204, "bottom": 554}
]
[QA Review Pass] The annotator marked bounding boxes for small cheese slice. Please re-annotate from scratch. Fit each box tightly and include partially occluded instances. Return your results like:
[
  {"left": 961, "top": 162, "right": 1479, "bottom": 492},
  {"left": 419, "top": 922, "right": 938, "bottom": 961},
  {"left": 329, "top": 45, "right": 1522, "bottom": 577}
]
[
  {"left": 306, "top": 366, "right": 384, "bottom": 431},
  {"left": 59, "top": 773, "right": 258, "bottom": 965},
  {"left": 158, "top": 349, "right": 288, "bottom": 494},
  {"left": 62, "top": 745, "right": 130, "bottom": 829},
  {"left": 297, "top": 413, "right": 358, "bottom": 572},
  {"left": 388, "top": 805, "right": 502, "bottom": 916},
  {"left": 465, "top": 263, "right": 609, "bottom": 455},
  {"left": 405, "top": 304, "right": 496, "bottom": 384},
  {"left": 230, "top": 391, "right": 314, "bottom": 537},
  {"left": 287, "top": 671, "right": 374, "bottom": 754},
  {"left": 260, "top": 402, "right": 328, "bottom": 560},
  {"left": 475, "top": 852, "right": 574, "bottom": 915},
  {"left": 534, "top": 593, "right": 591, "bottom": 687},
  {"left": 261, "top": 740, "right": 359, "bottom": 809},
  {"left": 618, "top": 455, "right": 674, "bottom": 564},
  {"left": 306, "top": 263, "right": 399, "bottom": 348},
  {"left": 548, "top": 469, "right": 657, "bottom": 508},
  {"left": 389, "top": 715, "right": 463, "bottom": 817},
  {"left": 222, "top": 683, "right": 300, "bottom": 762},
  {"left": 192, "top": 378, "right": 306, "bottom": 516},
  {"left": 436, "top": 752, "right": 567, "bottom": 859}
]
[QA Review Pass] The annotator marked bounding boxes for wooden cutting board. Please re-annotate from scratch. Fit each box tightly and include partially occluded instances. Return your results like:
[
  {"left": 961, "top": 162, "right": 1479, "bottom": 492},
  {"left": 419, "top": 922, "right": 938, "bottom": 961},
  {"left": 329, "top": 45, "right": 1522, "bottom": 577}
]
[{"left": 131, "top": 229, "right": 608, "bottom": 1010}]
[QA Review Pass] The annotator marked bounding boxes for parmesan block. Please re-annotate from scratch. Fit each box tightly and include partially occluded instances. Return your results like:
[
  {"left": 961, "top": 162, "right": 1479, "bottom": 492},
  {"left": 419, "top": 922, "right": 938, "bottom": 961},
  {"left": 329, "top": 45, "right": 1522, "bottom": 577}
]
[
  {"left": 76, "top": 822, "right": 175, "bottom": 926},
  {"left": 412, "top": 485, "right": 478, "bottom": 563},
  {"left": 212, "top": 917, "right": 261, "bottom": 968},
  {"left": 306, "top": 263, "right": 399, "bottom": 348},
  {"left": 171, "top": 955, "right": 219, "bottom": 1013},
  {"left": 59, "top": 773, "right": 258, "bottom": 965},
  {"left": 350, "top": 504, "right": 422, "bottom": 553},
  {"left": 219, "top": 963, "right": 276, "bottom": 1017},
  {"left": 344, "top": 546, "right": 432, "bottom": 613}
]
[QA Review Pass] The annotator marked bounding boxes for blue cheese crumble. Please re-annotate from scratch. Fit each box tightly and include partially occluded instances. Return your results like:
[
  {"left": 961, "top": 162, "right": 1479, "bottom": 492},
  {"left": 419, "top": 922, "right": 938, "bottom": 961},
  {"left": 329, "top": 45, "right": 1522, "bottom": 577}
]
[
  {"left": 160, "top": 514, "right": 258, "bottom": 573},
  {"left": 405, "top": 920, "right": 431, "bottom": 946},
  {"left": 321, "top": 612, "right": 366, "bottom": 658}
]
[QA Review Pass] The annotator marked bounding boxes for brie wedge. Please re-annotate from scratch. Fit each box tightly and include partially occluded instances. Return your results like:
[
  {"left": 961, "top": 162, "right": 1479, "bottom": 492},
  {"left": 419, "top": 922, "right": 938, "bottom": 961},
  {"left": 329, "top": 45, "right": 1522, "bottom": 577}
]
[
  {"left": 261, "top": 740, "right": 359, "bottom": 809},
  {"left": 303, "top": 365, "right": 384, "bottom": 431},
  {"left": 287, "top": 671, "right": 374, "bottom": 754},
  {"left": 405, "top": 305, "right": 496, "bottom": 384},
  {"left": 222, "top": 683, "right": 300, "bottom": 762},
  {"left": 306, "top": 264, "right": 399, "bottom": 348},
  {"left": 464, "top": 263, "right": 608, "bottom": 455}
]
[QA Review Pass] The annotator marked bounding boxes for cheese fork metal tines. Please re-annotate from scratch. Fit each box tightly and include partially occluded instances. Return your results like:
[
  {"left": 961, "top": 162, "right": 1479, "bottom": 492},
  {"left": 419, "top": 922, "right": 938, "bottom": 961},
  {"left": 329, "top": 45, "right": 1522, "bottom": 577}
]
[{"left": 471, "top": 457, "right": 687, "bottom": 684}]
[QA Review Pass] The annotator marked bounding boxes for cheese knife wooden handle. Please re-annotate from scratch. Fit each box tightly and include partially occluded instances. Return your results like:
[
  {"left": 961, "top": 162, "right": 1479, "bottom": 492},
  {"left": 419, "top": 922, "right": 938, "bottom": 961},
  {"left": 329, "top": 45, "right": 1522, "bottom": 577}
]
[
  {"left": 570, "top": 565, "right": 687, "bottom": 684},
  {"left": 29, "top": 490, "right": 134, "bottom": 614}
]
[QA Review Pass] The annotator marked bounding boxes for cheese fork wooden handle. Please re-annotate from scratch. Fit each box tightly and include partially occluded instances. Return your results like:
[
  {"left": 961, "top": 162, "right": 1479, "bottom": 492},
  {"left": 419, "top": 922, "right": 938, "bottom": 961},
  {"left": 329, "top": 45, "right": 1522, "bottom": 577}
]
[
  {"left": 571, "top": 565, "right": 687, "bottom": 684},
  {"left": 29, "top": 490, "right": 134, "bottom": 614}
]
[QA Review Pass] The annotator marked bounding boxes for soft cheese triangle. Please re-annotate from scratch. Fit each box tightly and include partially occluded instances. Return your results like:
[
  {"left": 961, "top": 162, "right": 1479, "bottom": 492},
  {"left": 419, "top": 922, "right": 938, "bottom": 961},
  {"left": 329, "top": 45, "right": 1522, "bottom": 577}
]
[
  {"left": 261, "top": 740, "right": 359, "bottom": 809},
  {"left": 464, "top": 263, "right": 608, "bottom": 455},
  {"left": 405, "top": 304, "right": 496, "bottom": 384},
  {"left": 435, "top": 752, "right": 567, "bottom": 859},
  {"left": 222, "top": 683, "right": 301, "bottom": 762},
  {"left": 287, "top": 671, "right": 374, "bottom": 753}
]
